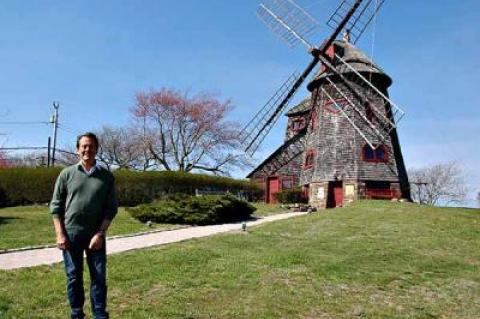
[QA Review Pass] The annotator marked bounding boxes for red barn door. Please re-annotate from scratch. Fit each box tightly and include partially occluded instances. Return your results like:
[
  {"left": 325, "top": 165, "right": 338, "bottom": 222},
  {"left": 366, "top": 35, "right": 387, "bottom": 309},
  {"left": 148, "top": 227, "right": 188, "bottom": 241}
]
[
  {"left": 267, "top": 177, "right": 280, "bottom": 204},
  {"left": 327, "top": 181, "right": 343, "bottom": 208}
]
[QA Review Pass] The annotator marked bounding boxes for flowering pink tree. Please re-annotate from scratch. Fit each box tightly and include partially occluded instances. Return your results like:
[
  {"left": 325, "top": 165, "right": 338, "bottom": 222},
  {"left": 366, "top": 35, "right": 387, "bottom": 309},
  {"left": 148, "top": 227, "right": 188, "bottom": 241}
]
[
  {"left": 131, "top": 88, "right": 249, "bottom": 175},
  {"left": 0, "top": 151, "right": 10, "bottom": 168}
]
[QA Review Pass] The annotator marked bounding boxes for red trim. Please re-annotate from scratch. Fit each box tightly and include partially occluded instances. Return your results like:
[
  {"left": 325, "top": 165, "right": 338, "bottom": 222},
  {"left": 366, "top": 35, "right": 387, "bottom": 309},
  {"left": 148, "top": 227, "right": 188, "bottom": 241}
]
[
  {"left": 326, "top": 45, "right": 335, "bottom": 59},
  {"left": 365, "top": 188, "right": 398, "bottom": 199},
  {"left": 304, "top": 149, "right": 316, "bottom": 169},
  {"left": 310, "top": 107, "right": 318, "bottom": 129},
  {"left": 324, "top": 98, "right": 346, "bottom": 114},
  {"left": 361, "top": 144, "right": 389, "bottom": 163},
  {"left": 320, "top": 45, "right": 335, "bottom": 72}
]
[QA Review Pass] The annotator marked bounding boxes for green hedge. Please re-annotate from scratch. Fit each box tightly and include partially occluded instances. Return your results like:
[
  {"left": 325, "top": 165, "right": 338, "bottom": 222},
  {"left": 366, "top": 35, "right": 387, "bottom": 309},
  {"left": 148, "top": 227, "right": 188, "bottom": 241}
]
[
  {"left": 274, "top": 187, "right": 308, "bottom": 204},
  {"left": 0, "top": 167, "right": 63, "bottom": 207},
  {"left": 0, "top": 167, "right": 261, "bottom": 207},
  {"left": 127, "top": 194, "right": 256, "bottom": 225}
]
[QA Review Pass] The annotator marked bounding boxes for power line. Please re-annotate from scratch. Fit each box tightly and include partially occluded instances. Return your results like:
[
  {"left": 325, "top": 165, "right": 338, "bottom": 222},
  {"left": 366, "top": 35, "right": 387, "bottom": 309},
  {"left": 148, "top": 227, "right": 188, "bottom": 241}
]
[
  {"left": 57, "top": 125, "right": 75, "bottom": 135},
  {"left": 56, "top": 148, "right": 77, "bottom": 156},
  {"left": 57, "top": 124, "right": 80, "bottom": 136},
  {"left": 0, "top": 147, "right": 48, "bottom": 150},
  {"left": 0, "top": 121, "right": 49, "bottom": 125}
]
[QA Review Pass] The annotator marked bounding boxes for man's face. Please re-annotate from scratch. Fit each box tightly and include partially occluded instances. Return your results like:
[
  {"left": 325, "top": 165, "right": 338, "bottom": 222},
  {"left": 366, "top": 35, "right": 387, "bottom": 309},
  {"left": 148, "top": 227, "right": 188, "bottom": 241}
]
[{"left": 77, "top": 136, "right": 97, "bottom": 165}]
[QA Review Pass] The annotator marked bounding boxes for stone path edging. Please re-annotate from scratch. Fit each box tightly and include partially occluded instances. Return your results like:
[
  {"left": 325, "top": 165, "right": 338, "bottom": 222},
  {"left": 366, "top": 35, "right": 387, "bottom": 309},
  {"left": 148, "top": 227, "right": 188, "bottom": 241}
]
[
  {"left": 0, "top": 212, "right": 307, "bottom": 270},
  {"left": 0, "top": 225, "right": 190, "bottom": 255}
]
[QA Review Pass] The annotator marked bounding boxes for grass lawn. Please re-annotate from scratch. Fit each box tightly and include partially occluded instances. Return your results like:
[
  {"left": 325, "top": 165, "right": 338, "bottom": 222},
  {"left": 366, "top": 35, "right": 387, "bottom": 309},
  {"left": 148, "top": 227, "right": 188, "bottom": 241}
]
[
  {"left": 0, "top": 206, "right": 181, "bottom": 250},
  {"left": 0, "top": 202, "right": 286, "bottom": 250},
  {"left": 1, "top": 200, "right": 479, "bottom": 318},
  {"left": 251, "top": 202, "right": 289, "bottom": 217}
]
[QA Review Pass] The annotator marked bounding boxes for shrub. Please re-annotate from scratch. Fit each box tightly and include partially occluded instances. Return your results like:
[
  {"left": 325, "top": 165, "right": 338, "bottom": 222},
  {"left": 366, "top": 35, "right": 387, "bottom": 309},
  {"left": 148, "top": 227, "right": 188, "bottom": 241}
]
[
  {"left": 274, "top": 187, "right": 307, "bottom": 204},
  {"left": 127, "top": 194, "right": 256, "bottom": 225},
  {"left": 0, "top": 167, "right": 261, "bottom": 207},
  {"left": 0, "top": 167, "right": 62, "bottom": 207}
]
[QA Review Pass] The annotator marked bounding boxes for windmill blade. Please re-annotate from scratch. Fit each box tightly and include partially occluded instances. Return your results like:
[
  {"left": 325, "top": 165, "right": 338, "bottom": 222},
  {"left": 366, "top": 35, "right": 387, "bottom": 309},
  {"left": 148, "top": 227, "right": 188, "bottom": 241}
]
[
  {"left": 245, "top": 0, "right": 368, "bottom": 157},
  {"left": 321, "top": 87, "right": 377, "bottom": 150},
  {"left": 323, "top": 77, "right": 390, "bottom": 148},
  {"left": 257, "top": 0, "right": 320, "bottom": 49},
  {"left": 334, "top": 52, "right": 405, "bottom": 126},
  {"left": 326, "top": 0, "right": 385, "bottom": 44},
  {"left": 260, "top": 133, "right": 306, "bottom": 176},
  {"left": 317, "top": 53, "right": 400, "bottom": 143},
  {"left": 240, "top": 72, "right": 301, "bottom": 156}
]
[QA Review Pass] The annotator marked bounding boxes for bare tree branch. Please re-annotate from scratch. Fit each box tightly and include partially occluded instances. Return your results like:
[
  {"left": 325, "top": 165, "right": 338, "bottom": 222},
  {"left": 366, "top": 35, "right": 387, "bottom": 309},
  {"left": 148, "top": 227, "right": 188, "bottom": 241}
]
[
  {"left": 409, "top": 161, "right": 468, "bottom": 205},
  {"left": 130, "top": 87, "right": 251, "bottom": 175}
]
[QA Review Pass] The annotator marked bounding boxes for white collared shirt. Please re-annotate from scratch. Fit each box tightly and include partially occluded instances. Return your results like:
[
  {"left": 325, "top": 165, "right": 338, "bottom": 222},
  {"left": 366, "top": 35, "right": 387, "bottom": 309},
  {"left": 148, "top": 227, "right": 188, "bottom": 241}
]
[{"left": 78, "top": 162, "right": 99, "bottom": 176}]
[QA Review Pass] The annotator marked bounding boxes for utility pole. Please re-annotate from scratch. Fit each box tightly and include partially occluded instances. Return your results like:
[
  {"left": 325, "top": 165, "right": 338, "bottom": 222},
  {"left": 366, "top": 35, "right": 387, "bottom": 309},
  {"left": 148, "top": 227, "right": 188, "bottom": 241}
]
[
  {"left": 50, "top": 102, "right": 60, "bottom": 167},
  {"left": 47, "top": 137, "right": 51, "bottom": 167}
]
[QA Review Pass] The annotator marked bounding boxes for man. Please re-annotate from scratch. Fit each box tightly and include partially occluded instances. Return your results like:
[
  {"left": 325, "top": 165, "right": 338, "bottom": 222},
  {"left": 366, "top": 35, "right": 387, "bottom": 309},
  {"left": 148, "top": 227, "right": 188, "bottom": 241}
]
[{"left": 51, "top": 132, "right": 117, "bottom": 319}]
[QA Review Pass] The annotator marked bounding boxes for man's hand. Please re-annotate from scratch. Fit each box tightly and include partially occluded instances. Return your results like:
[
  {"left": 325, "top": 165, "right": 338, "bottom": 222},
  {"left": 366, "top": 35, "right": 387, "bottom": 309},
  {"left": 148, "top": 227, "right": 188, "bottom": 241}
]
[
  {"left": 88, "top": 233, "right": 104, "bottom": 251},
  {"left": 56, "top": 233, "right": 69, "bottom": 250}
]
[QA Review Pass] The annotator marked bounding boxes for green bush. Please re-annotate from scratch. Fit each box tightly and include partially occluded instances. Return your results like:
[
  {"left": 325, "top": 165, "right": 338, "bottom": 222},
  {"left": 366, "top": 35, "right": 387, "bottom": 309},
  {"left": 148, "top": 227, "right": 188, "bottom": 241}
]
[
  {"left": 127, "top": 194, "right": 256, "bottom": 225},
  {"left": 274, "top": 187, "right": 307, "bottom": 204},
  {"left": 114, "top": 170, "right": 260, "bottom": 206},
  {"left": 0, "top": 167, "right": 62, "bottom": 207},
  {"left": 0, "top": 167, "right": 261, "bottom": 207}
]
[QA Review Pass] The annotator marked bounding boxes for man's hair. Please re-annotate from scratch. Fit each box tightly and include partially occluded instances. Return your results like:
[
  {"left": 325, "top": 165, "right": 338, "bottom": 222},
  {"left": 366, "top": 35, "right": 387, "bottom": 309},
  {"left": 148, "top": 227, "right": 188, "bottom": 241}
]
[{"left": 76, "top": 132, "right": 99, "bottom": 149}]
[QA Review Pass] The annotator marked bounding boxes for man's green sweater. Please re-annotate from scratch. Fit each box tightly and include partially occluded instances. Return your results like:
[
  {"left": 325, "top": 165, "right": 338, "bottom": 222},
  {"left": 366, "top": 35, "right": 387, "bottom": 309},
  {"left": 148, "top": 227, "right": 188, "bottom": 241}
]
[{"left": 50, "top": 164, "right": 118, "bottom": 236}]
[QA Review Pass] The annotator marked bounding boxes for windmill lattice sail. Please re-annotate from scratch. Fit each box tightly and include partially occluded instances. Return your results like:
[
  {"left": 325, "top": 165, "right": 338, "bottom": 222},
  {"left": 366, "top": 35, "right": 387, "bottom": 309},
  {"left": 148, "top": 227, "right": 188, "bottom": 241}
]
[
  {"left": 260, "top": 133, "right": 305, "bottom": 176},
  {"left": 257, "top": 0, "right": 320, "bottom": 49},
  {"left": 240, "top": 72, "right": 301, "bottom": 156},
  {"left": 314, "top": 47, "right": 404, "bottom": 149},
  {"left": 244, "top": 0, "right": 389, "bottom": 157},
  {"left": 321, "top": 82, "right": 387, "bottom": 150},
  {"left": 334, "top": 52, "right": 405, "bottom": 126},
  {"left": 246, "top": 0, "right": 412, "bottom": 206},
  {"left": 326, "top": 0, "right": 385, "bottom": 44}
]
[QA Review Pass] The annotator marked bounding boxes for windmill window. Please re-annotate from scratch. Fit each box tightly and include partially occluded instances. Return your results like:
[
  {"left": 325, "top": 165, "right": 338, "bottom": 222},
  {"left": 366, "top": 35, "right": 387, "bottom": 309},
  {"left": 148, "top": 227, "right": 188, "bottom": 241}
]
[
  {"left": 362, "top": 144, "right": 388, "bottom": 163},
  {"left": 364, "top": 146, "right": 375, "bottom": 160},
  {"left": 304, "top": 150, "right": 315, "bottom": 169},
  {"left": 366, "top": 106, "right": 374, "bottom": 122},
  {"left": 324, "top": 98, "right": 346, "bottom": 114},
  {"left": 291, "top": 118, "right": 306, "bottom": 131},
  {"left": 281, "top": 177, "right": 294, "bottom": 189},
  {"left": 376, "top": 147, "right": 386, "bottom": 161}
]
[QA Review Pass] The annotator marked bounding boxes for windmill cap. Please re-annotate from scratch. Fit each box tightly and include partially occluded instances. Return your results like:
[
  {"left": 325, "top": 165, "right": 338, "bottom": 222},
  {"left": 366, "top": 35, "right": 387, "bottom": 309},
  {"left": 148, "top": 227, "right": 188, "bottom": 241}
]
[
  {"left": 307, "top": 40, "right": 392, "bottom": 91},
  {"left": 286, "top": 98, "right": 311, "bottom": 116}
]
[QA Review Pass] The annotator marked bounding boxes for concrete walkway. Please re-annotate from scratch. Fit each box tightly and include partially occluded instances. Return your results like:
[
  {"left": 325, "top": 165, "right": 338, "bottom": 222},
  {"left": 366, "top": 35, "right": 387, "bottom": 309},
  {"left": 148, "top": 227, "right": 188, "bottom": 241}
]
[{"left": 0, "top": 212, "right": 307, "bottom": 270}]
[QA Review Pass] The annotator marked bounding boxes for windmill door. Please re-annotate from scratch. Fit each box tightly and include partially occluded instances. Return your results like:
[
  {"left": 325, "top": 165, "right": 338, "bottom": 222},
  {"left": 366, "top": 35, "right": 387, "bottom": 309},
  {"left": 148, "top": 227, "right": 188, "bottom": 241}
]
[
  {"left": 267, "top": 177, "right": 280, "bottom": 204},
  {"left": 327, "top": 181, "right": 343, "bottom": 208}
]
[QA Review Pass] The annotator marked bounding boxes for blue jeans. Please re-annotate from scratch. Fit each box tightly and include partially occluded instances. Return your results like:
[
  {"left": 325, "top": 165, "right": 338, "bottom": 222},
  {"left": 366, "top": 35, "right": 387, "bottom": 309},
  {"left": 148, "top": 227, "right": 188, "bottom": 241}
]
[{"left": 63, "top": 232, "right": 109, "bottom": 319}]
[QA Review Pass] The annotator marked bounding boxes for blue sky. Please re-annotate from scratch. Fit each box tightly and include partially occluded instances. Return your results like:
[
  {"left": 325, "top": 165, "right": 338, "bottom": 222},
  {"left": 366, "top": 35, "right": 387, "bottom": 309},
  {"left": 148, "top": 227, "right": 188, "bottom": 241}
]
[{"left": 0, "top": 0, "right": 479, "bottom": 201}]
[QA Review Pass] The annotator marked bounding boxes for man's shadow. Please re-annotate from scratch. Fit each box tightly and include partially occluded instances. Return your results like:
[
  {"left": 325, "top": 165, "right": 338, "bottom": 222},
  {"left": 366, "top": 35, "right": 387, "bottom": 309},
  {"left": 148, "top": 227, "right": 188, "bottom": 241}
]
[{"left": 0, "top": 216, "right": 20, "bottom": 225}]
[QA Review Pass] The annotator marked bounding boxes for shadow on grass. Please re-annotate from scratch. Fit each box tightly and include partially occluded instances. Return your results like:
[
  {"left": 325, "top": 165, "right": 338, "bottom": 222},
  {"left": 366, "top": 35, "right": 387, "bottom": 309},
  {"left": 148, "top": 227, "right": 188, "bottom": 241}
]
[{"left": 0, "top": 216, "right": 20, "bottom": 225}]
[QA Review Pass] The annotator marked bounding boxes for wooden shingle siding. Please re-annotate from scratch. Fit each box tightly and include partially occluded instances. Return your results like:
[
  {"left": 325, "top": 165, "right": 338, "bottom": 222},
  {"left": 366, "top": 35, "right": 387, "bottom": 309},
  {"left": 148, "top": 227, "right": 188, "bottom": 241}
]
[
  {"left": 247, "top": 40, "right": 411, "bottom": 206},
  {"left": 302, "top": 80, "right": 402, "bottom": 182}
]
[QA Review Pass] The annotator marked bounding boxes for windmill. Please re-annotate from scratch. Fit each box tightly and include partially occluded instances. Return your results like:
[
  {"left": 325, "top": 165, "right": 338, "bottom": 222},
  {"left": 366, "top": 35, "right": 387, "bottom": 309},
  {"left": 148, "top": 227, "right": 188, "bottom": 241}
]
[{"left": 243, "top": 0, "right": 411, "bottom": 208}]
